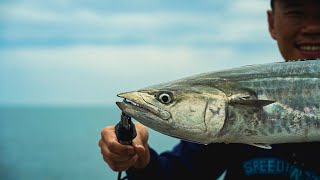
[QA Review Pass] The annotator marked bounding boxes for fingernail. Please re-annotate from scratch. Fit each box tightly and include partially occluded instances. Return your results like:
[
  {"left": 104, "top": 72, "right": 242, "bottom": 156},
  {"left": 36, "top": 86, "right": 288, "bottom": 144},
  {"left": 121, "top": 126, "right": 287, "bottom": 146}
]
[{"left": 135, "top": 144, "right": 143, "bottom": 148}]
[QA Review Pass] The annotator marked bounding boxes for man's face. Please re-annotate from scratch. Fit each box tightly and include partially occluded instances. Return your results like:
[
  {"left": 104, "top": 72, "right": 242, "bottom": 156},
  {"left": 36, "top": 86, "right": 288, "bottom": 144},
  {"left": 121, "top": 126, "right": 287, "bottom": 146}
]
[{"left": 268, "top": 0, "right": 320, "bottom": 61}]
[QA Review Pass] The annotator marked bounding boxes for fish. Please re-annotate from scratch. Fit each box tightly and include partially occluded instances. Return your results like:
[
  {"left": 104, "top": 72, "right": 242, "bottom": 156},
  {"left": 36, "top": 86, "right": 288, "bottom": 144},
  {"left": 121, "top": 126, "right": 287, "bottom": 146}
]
[{"left": 116, "top": 59, "right": 320, "bottom": 149}]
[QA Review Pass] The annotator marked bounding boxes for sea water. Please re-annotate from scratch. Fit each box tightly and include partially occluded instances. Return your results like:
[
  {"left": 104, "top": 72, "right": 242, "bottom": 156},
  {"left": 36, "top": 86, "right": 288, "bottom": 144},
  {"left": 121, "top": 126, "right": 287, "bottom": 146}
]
[{"left": 0, "top": 106, "right": 179, "bottom": 180}]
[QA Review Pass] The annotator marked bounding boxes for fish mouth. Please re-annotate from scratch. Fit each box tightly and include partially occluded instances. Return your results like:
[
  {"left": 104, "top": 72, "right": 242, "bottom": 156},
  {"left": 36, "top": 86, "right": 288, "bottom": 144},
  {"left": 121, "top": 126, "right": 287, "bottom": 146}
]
[{"left": 116, "top": 91, "right": 171, "bottom": 120}]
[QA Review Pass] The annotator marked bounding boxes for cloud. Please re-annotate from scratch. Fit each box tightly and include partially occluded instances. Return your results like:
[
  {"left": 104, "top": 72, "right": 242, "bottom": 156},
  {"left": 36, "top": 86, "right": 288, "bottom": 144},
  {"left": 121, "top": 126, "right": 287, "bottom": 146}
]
[
  {"left": 1, "top": 0, "right": 271, "bottom": 46},
  {"left": 229, "top": 0, "right": 271, "bottom": 14},
  {"left": 0, "top": 45, "right": 281, "bottom": 105},
  {"left": 0, "top": 0, "right": 280, "bottom": 105}
]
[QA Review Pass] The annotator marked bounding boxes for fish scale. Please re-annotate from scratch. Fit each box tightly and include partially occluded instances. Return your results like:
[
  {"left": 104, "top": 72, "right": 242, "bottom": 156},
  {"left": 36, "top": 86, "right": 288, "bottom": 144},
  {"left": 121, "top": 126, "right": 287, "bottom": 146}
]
[{"left": 219, "top": 72, "right": 320, "bottom": 144}]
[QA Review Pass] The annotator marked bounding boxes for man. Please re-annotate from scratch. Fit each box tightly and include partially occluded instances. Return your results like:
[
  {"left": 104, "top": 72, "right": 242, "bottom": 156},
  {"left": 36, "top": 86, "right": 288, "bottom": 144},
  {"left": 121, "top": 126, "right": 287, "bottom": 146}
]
[
  {"left": 99, "top": 0, "right": 320, "bottom": 179},
  {"left": 268, "top": 0, "right": 320, "bottom": 60}
]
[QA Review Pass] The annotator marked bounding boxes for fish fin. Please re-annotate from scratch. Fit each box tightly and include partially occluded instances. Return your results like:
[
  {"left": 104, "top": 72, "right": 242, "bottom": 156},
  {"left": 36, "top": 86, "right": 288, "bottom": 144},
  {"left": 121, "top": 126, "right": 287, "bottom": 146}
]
[
  {"left": 248, "top": 143, "right": 272, "bottom": 149},
  {"left": 237, "top": 99, "right": 275, "bottom": 107},
  {"left": 229, "top": 95, "right": 275, "bottom": 107}
]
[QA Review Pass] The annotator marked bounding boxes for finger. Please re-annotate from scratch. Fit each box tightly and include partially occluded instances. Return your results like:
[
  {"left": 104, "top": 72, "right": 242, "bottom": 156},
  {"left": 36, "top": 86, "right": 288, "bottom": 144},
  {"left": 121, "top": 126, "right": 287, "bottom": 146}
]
[
  {"left": 106, "top": 155, "right": 138, "bottom": 171},
  {"left": 134, "top": 144, "right": 146, "bottom": 157},
  {"left": 100, "top": 128, "right": 135, "bottom": 156},
  {"left": 100, "top": 146, "right": 135, "bottom": 162},
  {"left": 114, "top": 154, "right": 138, "bottom": 167},
  {"left": 132, "top": 137, "right": 145, "bottom": 158},
  {"left": 132, "top": 132, "right": 144, "bottom": 147},
  {"left": 100, "top": 126, "right": 117, "bottom": 143},
  {"left": 99, "top": 138, "right": 136, "bottom": 160},
  {"left": 107, "top": 141, "right": 135, "bottom": 156},
  {"left": 132, "top": 143, "right": 150, "bottom": 169}
]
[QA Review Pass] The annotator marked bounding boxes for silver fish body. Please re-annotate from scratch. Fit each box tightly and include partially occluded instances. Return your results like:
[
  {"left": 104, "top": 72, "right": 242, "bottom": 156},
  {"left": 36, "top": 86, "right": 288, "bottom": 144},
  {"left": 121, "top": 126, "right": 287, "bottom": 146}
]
[{"left": 116, "top": 60, "right": 320, "bottom": 148}]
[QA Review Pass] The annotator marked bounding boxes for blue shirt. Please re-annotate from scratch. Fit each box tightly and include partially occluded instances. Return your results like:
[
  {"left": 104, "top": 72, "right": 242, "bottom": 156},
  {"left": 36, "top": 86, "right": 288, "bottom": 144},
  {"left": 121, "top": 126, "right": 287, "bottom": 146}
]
[{"left": 126, "top": 141, "right": 320, "bottom": 180}]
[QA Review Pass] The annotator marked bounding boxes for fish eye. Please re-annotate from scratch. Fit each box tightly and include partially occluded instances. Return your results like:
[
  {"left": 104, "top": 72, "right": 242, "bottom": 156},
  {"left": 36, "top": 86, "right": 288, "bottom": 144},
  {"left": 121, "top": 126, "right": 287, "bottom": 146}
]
[{"left": 158, "top": 93, "right": 172, "bottom": 104}]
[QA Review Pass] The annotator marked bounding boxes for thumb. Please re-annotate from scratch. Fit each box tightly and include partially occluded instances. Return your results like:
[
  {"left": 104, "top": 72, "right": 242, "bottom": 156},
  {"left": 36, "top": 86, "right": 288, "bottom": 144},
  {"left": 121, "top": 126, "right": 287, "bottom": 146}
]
[
  {"left": 132, "top": 139, "right": 150, "bottom": 169},
  {"left": 131, "top": 122, "right": 149, "bottom": 152},
  {"left": 132, "top": 137, "right": 146, "bottom": 156}
]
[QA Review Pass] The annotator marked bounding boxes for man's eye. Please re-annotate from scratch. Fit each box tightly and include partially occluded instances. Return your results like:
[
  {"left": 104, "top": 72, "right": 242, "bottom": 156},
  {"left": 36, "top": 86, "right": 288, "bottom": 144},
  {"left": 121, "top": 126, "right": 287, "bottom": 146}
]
[{"left": 285, "top": 10, "right": 304, "bottom": 16}]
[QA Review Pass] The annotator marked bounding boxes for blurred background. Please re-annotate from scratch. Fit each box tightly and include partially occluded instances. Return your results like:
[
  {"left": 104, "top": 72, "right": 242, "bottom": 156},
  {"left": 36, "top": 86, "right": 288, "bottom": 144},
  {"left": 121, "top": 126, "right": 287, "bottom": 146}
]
[{"left": 0, "top": 0, "right": 281, "bottom": 179}]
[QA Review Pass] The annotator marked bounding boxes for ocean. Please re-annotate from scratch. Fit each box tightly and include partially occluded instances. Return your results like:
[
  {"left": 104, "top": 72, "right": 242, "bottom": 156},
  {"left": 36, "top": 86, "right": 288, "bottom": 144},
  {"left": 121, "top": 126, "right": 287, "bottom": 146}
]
[{"left": 0, "top": 106, "right": 179, "bottom": 180}]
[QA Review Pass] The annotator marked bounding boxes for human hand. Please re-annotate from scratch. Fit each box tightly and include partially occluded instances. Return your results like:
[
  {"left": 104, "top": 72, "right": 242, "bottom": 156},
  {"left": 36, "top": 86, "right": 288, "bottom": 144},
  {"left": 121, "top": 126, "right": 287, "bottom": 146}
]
[{"left": 98, "top": 122, "right": 150, "bottom": 171}]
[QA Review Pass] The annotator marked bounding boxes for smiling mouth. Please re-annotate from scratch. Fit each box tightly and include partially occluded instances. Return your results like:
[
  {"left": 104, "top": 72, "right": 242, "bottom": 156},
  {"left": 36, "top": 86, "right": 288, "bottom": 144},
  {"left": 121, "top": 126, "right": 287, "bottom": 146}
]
[{"left": 297, "top": 44, "right": 320, "bottom": 55}]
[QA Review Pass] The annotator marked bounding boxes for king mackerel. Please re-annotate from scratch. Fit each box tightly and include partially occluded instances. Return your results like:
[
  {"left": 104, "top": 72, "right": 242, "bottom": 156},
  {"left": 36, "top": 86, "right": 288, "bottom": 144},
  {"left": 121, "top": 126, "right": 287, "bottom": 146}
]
[{"left": 116, "top": 60, "right": 320, "bottom": 149}]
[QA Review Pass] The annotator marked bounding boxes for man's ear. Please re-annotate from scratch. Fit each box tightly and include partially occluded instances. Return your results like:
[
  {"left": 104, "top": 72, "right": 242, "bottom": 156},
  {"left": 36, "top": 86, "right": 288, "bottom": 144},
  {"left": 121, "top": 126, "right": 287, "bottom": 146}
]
[{"left": 267, "top": 10, "right": 277, "bottom": 40}]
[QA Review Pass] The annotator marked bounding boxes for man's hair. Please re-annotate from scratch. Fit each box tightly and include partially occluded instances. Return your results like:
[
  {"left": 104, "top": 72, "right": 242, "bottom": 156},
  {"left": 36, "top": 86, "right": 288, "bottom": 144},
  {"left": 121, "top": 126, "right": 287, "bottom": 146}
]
[{"left": 271, "top": 0, "right": 274, "bottom": 9}]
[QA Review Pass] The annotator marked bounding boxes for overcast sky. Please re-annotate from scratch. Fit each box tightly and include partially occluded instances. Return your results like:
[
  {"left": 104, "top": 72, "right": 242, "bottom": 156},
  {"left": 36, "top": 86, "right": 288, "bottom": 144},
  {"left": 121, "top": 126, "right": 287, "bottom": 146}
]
[{"left": 0, "top": 0, "right": 283, "bottom": 106}]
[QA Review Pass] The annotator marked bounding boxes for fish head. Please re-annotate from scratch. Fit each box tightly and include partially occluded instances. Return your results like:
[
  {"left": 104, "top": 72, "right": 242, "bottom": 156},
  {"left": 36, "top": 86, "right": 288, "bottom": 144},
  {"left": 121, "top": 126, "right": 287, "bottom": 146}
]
[{"left": 116, "top": 85, "right": 228, "bottom": 144}]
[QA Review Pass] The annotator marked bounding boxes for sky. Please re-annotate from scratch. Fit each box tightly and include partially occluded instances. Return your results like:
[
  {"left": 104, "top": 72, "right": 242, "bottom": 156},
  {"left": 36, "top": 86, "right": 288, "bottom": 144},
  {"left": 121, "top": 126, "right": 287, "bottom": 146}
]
[{"left": 0, "top": 0, "right": 283, "bottom": 106}]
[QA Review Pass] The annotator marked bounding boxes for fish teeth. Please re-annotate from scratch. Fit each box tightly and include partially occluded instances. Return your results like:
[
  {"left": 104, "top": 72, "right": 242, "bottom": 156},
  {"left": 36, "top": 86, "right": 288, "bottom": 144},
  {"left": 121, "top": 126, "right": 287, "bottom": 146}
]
[{"left": 124, "top": 99, "right": 141, "bottom": 107}]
